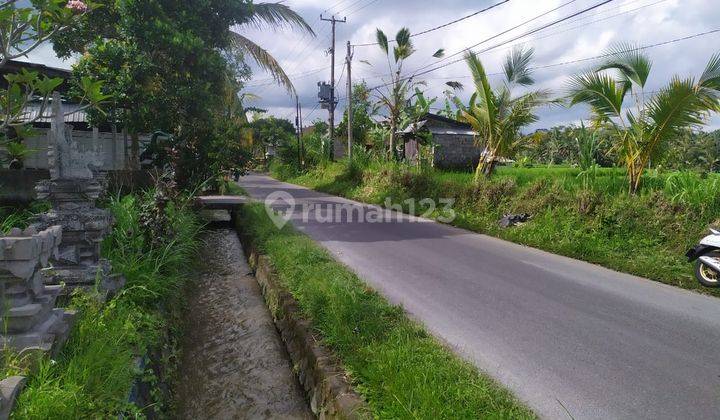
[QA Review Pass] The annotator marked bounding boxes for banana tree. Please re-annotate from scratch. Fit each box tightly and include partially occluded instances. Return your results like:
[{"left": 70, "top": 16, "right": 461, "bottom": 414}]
[
  {"left": 568, "top": 44, "right": 720, "bottom": 194},
  {"left": 454, "top": 47, "right": 549, "bottom": 180},
  {"left": 372, "top": 27, "right": 444, "bottom": 159}
]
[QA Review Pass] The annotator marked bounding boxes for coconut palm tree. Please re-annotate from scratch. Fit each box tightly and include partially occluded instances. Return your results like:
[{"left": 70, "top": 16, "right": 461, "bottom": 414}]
[
  {"left": 454, "top": 47, "right": 549, "bottom": 180},
  {"left": 229, "top": 3, "right": 314, "bottom": 95},
  {"left": 373, "top": 27, "right": 444, "bottom": 159},
  {"left": 568, "top": 44, "right": 720, "bottom": 194}
]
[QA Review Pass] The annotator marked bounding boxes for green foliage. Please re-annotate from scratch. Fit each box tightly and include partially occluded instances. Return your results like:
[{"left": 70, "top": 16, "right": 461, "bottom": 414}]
[
  {"left": 568, "top": 45, "right": 720, "bottom": 193},
  {"left": 337, "top": 82, "right": 376, "bottom": 145},
  {"left": 372, "top": 27, "right": 443, "bottom": 159},
  {"left": 664, "top": 172, "right": 720, "bottom": 210},
  {"left": 56, "top": 0, "right": 309, "bottom": 186},
  {"left": 0, "top": 202, "right": 50, "bottom": 233},
  {"left": 273, "top": 161, "right": 720, "bottom": 294},
  {"left": 9, "top": 192, "right": 202, "bottom": 418},
  {"left": 237, "top": 203, "right": 534, "bottom": 418},
  {"left": 456, "top": 47, "right": 549, "bottom": 180},
  {"left": 0, "top": 0, "right": 98, "bottom": 65},
  {"left": 1, "top": 140, "right": 35, "bottom": 164},
  {"left": 663, "top": 129, "right": 720, "bottom": 172}
]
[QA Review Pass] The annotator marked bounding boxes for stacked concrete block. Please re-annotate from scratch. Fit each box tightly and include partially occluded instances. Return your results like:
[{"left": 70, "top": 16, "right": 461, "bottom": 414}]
[
  {"left": 0, "top": 376, "right": 27, "bottom": 420},
  {"left": 0, "top": 225, "right": 75, "bottom": 355}
]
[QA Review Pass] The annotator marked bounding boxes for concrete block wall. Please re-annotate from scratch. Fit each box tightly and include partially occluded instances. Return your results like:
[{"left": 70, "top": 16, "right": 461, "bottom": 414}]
[{"left": 433, "top": 133, "right": 482, "bottom": 170}]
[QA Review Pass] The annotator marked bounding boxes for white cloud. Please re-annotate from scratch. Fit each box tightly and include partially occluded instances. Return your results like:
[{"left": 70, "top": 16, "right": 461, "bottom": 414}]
[{"left": 23, "top": 0, "right": 720, "bottom": 130}]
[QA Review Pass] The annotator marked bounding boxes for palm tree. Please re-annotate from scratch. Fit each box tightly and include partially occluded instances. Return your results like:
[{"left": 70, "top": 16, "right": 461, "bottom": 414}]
[
  {"left": 373, "top": 27, "right": 444, "bottom": 159},
  {"left": 454, "top": 47, "right": 549, "bottom": 180},
  {"left": 229, "top": 3, "right": 314, "bottom": 95},
  {"left": 568, "top": 44, "right": 720, "bottom": 194}
]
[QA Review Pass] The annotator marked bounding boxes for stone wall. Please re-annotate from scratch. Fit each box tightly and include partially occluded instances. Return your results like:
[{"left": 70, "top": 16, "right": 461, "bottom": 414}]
[
  {"left": 433, "top": 133, "right": 482, "bottom": 170},
  {"left": 236, "top": 225, "right": 370, "bottom": 419}
]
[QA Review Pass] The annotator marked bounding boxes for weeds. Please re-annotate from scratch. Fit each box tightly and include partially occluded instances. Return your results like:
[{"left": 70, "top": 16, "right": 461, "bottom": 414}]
[{"left": 9, "top": 192, "right": 202, "bottom": 418}]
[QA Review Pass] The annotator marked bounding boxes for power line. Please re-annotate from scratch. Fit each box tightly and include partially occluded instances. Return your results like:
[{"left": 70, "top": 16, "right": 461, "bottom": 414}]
[
  {"left": 532, "top": 0, "right": 655, "bottom": 33},
  {"left": 345, "top": 0, "right": 381, "bottom": 16},
  {"left": 352, "top": 0, "right": 511, "bottom": 47},
  {"left": 249, "top": 0, "right": 380, "bottom": 91},
  {"left": 411, "top": 0, "right": 601, "bottom": 75},
  {"left": 365, "top": 0, "right": 615, "bottom": 93},
  {"left": 522, "top": 28, "right": 720, "bottom": 73},
  {"left": 417, "top": 0, "right": 671, "bottom": 82},
  {"left": 322, "top": 0, "right": 353, "bottom": 15},
  {"left": 358, "top": 28, "right": 720, "bottom": 97},
  {"left": 304, "top": 102, "right": 321, "bottom": 122},
  {"left": 245, "top": 64, "right": 345, "bottom": 89},
  {"left": 335, "top": 0, "right": 366, "bottom": 15}
]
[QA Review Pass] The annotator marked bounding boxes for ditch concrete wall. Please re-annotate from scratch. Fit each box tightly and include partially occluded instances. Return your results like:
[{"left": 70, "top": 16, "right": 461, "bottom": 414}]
[{"left": 236, "top": 224, "right": 370, "bottom": 420}]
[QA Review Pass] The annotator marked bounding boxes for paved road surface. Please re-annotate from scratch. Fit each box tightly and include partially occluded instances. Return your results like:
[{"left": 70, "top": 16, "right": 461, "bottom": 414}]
[{"left": 240, "top": 173, "right": 720, "bottom": 419}]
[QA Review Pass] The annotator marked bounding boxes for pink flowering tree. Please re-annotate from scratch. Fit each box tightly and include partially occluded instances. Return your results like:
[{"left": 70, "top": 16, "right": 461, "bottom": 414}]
[
  {"left": 0, "top": 0, "right": 93, "bottom": 67},
  {"left": 0, "top": 0, "right": 108, "bottom": 168}
]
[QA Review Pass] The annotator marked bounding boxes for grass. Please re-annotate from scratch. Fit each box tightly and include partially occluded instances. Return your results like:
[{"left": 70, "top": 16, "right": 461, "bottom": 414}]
[
  {"left": 270, "top": 160, "right": 720, "bottom": 295},
  {"left": 237, "top": 203, "right": 535, "bottom": 419},
  {"left": 0, "top": 201, "right": 51, "bottom": 233},
  {"left": 4, "top": 192, "right": 202, "bottom": 418}
]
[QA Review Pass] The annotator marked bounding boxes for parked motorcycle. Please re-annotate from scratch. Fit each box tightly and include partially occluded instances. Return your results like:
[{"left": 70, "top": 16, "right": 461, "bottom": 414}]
[{"left": 687, "top": 228, "right": 720, "bottom": 287}]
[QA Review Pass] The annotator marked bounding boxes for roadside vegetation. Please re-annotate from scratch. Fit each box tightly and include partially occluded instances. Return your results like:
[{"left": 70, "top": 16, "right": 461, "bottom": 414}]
[
  {"left": 237, "top": 202, "right": 534, "bottom": 419},
  {"left": 270, "top": 158, "right": 720, "bottom": 293},
  {"left": 2, "top": 192, "right": 202, "bottom": 418},
  {"left": 259, "top": 33, "right": 720, "bottom": 293}
]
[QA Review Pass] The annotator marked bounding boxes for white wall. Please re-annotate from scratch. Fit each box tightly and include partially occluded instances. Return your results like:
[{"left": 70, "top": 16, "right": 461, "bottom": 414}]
[{"left": 22, "top": 128, "right": 149, "bottom": 171}]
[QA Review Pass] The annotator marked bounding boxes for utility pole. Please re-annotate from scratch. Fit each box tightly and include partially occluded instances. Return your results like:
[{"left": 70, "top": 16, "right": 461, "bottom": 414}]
[
  {"left": 295, "top": 95, "right": 302, "bottom": 167},
  {"left": 346, "top": 40, "right": 353, "bottom": 160},
  {"left": 320, "top": 14, "right": 345, "bottom": 161},
  {"left": 299, "top": 101, "right": 304, "bottom": 168}
]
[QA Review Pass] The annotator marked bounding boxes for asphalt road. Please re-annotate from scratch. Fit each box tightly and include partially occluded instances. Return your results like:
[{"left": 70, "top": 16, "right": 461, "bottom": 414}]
[{"left": 240, "top": 173, "right": 720, "bottom": 419}]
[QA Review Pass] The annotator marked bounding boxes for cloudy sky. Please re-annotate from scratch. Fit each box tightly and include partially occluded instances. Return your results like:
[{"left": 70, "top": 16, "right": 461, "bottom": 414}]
[{"left": 26, "top": 0, "right": 720, "bottom": 130}]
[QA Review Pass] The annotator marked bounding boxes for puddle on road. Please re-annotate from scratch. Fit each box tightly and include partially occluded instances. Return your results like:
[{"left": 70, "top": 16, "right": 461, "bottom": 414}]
[{"left": 176, "top": 229, "right": 312, "bottom": 419}]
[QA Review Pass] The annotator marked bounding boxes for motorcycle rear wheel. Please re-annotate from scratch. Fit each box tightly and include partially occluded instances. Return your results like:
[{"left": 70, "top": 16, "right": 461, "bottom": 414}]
[{"left": 695, "top": 254, "right": 720, "bottom": 288}]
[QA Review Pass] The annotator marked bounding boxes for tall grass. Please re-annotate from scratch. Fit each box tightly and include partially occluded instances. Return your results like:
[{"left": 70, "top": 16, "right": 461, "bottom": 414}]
[
  {"left": 0, "top": 201, "right": 50, "bottom": 233},
  {"left": 664, "top": 171, "right": 720, "bottom": 212},
  {"left": 238, "top": 204, "right": 534, "bottom": 419},
  {"left": 8, "top": 192, "right": 202, "bottom": 418}
]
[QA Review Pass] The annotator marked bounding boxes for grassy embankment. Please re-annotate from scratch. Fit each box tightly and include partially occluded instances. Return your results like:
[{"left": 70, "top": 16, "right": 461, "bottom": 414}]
[
  {"left": 237, "top": 203, "right": 534, "bottom": 418},
  {"left": 270, "top": 160, "right": 720, "bottom": 294},
  {"left": 2, "top": 193, "right": 202, "bottom": 418}
]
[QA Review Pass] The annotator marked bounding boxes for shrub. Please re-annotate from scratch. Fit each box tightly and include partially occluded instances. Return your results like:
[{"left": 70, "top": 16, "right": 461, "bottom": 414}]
[{"left": 10, "top": 192, "right": 202, "bottom": 418}]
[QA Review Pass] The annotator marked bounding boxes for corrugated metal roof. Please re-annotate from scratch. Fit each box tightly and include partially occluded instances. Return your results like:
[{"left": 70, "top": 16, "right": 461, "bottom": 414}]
[{"left": 14, "top": 101, "right": 88, "bottom": 124}]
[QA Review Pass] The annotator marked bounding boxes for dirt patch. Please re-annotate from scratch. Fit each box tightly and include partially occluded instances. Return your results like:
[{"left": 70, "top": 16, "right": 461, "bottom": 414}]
[{"left": 176, "top": 229, "right": 311, "bottom": 419}]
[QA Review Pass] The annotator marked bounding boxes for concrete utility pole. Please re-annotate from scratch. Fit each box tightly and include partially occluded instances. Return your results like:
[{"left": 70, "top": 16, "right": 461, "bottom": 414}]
[
  {"left": 346, "top": 40, "right": 353, "bottom": 160},
  {"left": 295, "top": 95, "right": 302, "bottom": 167},
  {"left": 299, "top": 101, "right": 304, "bottom": 168},
  {"left": 320, "top": 14, "right": 345, "bottom": 161}
]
